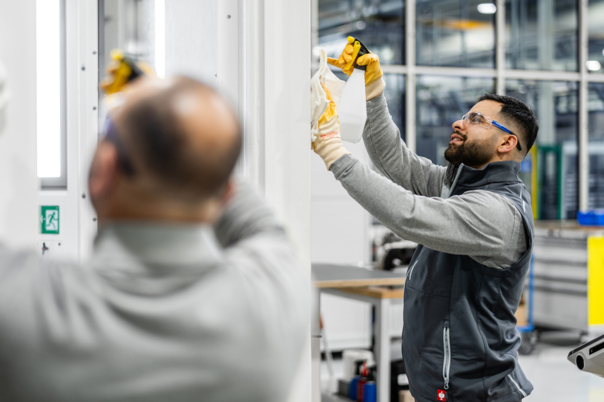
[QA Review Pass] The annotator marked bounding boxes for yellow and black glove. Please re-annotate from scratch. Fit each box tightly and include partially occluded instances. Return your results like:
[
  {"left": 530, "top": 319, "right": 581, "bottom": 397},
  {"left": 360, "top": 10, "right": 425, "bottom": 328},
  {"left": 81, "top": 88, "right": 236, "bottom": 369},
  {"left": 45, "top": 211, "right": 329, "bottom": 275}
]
[
  {"left": 100, "top": 49, "right": 156, "bottom": 95},
  {"left": 327, "top": 36, "right": 385, "bottom": 101}
]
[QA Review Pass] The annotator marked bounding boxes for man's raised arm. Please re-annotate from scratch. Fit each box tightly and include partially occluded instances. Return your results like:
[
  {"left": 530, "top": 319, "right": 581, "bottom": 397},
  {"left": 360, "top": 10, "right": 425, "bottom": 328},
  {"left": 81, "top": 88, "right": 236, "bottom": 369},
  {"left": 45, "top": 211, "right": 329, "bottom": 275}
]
[
  {"left": 363, "top": 94, "right": 446, "bottom": 197},
  {"left": 327, "top": 38, "right": 447, "bottom": 197}
]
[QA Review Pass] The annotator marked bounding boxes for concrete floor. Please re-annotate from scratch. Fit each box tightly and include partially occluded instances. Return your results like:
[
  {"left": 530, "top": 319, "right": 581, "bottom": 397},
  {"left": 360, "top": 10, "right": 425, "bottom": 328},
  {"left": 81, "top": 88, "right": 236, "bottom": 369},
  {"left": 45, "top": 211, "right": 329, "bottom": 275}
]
[{"left": 321, "top": 331, "right": 604, "bottom": 401}]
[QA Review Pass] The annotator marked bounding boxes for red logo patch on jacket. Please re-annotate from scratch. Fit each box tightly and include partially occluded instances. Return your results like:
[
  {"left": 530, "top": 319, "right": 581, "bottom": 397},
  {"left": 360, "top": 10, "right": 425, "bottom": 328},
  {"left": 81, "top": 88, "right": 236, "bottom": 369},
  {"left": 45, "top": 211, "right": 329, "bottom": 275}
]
[{"left": 437, "top": 389, "right": 447, "bottom": 401}]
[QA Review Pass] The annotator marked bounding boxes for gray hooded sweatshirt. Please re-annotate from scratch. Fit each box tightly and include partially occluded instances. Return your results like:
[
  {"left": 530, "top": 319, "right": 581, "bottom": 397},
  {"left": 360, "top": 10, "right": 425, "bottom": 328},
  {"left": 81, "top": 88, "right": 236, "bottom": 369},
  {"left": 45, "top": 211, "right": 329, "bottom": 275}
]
[{"left": 329, "top": 94, "right": 534, "bottom": 401}]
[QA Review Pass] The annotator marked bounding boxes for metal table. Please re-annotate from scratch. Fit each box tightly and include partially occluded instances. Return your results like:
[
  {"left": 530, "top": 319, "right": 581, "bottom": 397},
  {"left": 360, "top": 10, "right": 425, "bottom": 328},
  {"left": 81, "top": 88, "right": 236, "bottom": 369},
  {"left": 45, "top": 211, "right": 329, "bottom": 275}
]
[{"left": 312, "top": 263, "right": 406, "bottom": 402}]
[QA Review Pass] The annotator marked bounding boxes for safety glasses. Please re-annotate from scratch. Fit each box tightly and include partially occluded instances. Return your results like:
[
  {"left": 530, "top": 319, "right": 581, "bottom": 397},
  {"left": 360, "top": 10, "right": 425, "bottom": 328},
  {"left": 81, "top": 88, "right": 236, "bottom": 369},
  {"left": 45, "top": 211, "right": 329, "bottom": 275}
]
[
  {"left": 103, "top": 114, "right": 136, "bottom": 176},
  {"left": 461, "top": 112, "right": 522, "bottom": 152}
]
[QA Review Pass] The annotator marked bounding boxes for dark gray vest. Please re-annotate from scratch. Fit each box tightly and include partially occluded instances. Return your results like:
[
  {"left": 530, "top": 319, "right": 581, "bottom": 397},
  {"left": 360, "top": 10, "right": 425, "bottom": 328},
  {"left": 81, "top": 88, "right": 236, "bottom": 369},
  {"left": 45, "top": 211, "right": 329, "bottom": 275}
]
[{"left": 402, "top": 161, "right": 534, "bottom": 402}]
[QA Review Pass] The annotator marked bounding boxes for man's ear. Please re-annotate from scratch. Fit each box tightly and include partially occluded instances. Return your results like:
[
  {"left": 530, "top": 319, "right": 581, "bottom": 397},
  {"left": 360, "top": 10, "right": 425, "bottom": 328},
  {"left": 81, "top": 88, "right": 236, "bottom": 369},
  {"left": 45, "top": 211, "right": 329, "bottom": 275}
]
[
  {"left": 498, "top": 134, "right": 519, "bottom": 155},
  {"left": 88, "top": 141, "right": 120, "bottom": 202},
  {"left": 219, "top": 177, "right": 236, "bottom": 207}
]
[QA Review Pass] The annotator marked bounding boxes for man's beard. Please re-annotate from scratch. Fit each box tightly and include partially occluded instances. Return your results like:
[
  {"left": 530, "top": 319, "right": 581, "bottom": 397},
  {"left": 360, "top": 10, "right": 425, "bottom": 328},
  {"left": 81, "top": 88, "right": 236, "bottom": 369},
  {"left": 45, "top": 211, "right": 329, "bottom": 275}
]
[{"left": 444, "top": 134, "right": 493, "bottom": 169}]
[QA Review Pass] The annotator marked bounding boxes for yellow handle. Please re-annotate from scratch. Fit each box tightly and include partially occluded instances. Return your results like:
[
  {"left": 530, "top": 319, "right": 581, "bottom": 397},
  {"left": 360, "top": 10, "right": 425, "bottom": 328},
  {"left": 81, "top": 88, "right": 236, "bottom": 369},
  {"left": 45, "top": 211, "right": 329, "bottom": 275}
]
[
  {"left": 344, "top": 36, "right": 362, "bottom": 71},
  {"left": 104, "top": 49, "right": 133, "bottom": 95}
]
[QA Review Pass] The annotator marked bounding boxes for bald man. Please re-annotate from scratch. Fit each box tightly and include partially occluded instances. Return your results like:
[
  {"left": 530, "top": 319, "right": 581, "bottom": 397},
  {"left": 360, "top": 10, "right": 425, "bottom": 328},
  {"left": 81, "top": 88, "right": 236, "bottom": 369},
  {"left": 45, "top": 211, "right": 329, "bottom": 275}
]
[{"left": 0, "top": 76, "right": 308, "bottom": 402}]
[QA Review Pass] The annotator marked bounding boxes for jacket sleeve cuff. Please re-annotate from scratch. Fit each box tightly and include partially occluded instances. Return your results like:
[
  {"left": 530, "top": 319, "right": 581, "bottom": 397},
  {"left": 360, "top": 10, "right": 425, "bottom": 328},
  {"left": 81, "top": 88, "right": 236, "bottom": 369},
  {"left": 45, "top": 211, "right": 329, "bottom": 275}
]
[
  {"left": 329, "top": 153, "right": 359, "bottom": 177},
  {"left": 366, "top": 92, "right": 387, "bottom": 114}
]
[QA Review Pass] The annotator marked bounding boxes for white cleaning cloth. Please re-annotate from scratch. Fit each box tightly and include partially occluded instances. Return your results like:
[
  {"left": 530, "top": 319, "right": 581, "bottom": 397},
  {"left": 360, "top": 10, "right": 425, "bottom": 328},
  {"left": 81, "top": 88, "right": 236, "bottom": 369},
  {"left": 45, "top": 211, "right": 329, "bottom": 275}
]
[{"left": 310, "top": 48, "right": 345, "bottom": 142}]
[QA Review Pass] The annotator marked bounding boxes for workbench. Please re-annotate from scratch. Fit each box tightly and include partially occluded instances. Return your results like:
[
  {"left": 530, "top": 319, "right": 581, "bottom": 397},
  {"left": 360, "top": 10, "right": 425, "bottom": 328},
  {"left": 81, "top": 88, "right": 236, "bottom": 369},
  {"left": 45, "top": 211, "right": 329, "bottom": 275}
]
[{"left": 312, "top": 263, "right": 406, "bottom": 402}]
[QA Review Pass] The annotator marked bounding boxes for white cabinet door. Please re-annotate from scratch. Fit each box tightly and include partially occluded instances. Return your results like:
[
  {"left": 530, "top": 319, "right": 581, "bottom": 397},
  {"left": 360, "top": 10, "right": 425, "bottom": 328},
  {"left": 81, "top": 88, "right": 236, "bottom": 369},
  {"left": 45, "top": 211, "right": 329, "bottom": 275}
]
[{"left": 311, "top": 141, "right": 374, "bottom": 351}]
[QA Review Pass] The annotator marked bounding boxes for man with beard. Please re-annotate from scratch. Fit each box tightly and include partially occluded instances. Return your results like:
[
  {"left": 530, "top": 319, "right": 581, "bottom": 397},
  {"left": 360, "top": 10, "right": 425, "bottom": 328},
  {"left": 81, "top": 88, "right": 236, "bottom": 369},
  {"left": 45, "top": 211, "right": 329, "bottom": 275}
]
[{"left": 312, "top": 41, "right": 539, "bottom": 402}]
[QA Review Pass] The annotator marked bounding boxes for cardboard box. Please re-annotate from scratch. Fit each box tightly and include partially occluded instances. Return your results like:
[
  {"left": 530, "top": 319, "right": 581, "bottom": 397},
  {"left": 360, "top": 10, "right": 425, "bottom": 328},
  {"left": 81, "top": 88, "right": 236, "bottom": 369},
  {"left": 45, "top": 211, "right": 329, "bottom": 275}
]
[{"left": 515, "top": 295, "right": 528, "bottom": 327}]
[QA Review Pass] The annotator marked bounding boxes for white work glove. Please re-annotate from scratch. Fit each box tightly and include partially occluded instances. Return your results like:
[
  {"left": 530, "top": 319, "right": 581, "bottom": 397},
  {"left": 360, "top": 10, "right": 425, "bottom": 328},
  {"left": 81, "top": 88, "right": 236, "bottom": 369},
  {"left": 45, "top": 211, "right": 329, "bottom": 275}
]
[
  {"left": 312, "top": 82, "right": 349, "bottom": 170},
  {"left": 311, "top": 48, "right": 346, "bottom": 143}
]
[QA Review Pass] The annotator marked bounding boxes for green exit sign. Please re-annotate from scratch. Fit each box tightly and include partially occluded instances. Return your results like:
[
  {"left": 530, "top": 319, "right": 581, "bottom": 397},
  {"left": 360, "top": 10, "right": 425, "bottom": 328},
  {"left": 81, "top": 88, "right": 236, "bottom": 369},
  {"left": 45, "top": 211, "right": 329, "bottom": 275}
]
[{"left": 40, "top": 206, "right": 60, "bottom": 235}]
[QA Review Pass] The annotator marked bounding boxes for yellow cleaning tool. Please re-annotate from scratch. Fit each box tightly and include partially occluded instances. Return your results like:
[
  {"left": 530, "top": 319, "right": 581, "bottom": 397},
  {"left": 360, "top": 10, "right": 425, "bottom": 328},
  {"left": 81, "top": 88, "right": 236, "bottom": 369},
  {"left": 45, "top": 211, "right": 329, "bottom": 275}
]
[
  {"left": 344, "top": 36, "right": 370, "bottom": 72},
  {"left": 101, "top": 49, "right": 145, "bottom": 95}
]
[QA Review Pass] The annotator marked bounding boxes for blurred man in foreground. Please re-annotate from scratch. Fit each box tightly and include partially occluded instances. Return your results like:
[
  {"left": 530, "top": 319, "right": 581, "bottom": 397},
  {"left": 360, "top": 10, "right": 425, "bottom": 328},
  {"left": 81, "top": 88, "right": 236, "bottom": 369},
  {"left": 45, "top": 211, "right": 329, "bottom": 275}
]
[{"left": 0, "top": 76, "right": 308, "bottom": 401}]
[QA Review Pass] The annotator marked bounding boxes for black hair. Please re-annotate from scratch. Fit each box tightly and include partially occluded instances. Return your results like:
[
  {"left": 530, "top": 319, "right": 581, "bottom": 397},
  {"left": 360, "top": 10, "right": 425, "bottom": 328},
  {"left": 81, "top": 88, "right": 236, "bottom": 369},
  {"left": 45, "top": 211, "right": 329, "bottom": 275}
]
[{"left": 477, "top": 93, "right": 539, "bottom": 154}]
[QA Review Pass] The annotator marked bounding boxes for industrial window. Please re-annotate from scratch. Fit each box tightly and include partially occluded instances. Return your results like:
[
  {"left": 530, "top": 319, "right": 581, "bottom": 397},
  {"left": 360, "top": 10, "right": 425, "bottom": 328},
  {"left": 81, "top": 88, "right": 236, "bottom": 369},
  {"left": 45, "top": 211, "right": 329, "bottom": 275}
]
[
  {"left": 417, "top": 0, "right": 496, "bottom": 68},
  {"left": 316, "top": 0, "right": 604, "bottom": 220},
  {"left": 36, "top": 0, "right": 66, "bottom": 189},
  {"left": 506, "top": 0, "right": 578, "bottom": 72},
  {"left": 588, "top": 83, "right": 604, "bottom": 210},
  {"left": 507, "top": 80, "right": 579, "bottom": 219}
]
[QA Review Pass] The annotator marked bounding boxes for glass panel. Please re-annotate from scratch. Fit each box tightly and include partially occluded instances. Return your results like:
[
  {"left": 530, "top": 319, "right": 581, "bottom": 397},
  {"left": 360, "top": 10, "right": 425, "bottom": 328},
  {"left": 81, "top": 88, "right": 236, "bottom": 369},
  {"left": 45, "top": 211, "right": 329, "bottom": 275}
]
[
  {"left": 416, "top": 0, "right": 495, "bottom": 68},
  {"left": 588, "top": 83, "right": 604, "bottom": 209},
  {"left": 588, "top": 0, "right": 604, "bottom": 74},
  {"left": 318, "top": 0, "right": 404, "bottom": 65},
  {"left": 36, "top": 0, "right": 64, "bottom": 182},
  {"left": 505, "top": 0, "right": 578, "bottom": 71},
  {"left": 383, "top": 74, "right": 406, "bottom": 140},
  {"left": 416, "top": 75, "right": 495, "bottom": 165},
  {"left": 506, "top": 80, "right": 578, "bottom": 220}
]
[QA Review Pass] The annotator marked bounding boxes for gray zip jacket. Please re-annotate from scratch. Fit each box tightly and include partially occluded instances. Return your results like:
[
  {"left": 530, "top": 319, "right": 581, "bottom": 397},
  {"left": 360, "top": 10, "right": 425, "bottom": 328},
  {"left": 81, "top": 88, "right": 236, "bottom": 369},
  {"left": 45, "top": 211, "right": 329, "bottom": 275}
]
[
  {"left": 329, "top": 94, "right": 534, "bottom": 401},
  {"left": 0, "top": 183, "right": 308, "bottom": 402}
]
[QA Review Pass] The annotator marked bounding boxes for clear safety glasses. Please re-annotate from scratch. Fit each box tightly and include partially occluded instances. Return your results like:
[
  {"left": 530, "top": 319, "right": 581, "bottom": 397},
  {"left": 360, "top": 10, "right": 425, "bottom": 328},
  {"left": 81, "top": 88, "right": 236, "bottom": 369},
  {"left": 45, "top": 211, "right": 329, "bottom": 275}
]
[{"left": 461, "top": 112, "right": 522, "bottom": 152}]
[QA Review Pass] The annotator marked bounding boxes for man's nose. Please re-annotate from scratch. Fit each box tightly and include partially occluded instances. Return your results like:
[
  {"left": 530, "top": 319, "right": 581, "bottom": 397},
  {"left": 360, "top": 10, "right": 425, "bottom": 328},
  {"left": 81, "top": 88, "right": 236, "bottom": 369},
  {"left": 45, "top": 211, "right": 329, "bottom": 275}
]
[{"left": 452, "top": 118, "right": 466, "bottom": 132}]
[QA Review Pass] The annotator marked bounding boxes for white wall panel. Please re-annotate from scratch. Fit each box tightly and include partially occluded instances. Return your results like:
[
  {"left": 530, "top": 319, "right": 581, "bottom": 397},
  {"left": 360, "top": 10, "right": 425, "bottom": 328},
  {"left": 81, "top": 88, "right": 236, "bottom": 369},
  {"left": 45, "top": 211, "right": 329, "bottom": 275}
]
[
  {"left": 164, "top": 0, "right": 218, "bottom": 83},
  {"left": 321, "top": 294, "right": 371, "bottom": 351},
  {"left": 0, "top": 0, "right": 38, "bottom": 250},
  {"left": 310, "top": 200, "right": 368, "bottom": 264},
  {"left": 311, "top": 136, "right": 373, "bottom": 356},
  {"left": 159, "top": 2, "right": 312, "bottom": 399},
  {"left": 260, "top": 1, "right": 311, "bottom": 401}
]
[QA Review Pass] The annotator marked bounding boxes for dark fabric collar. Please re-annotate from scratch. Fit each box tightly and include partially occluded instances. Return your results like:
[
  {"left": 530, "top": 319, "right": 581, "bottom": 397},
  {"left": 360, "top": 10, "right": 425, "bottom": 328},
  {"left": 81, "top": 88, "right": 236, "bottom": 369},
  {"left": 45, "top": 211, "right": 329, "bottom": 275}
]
[{"left": 449, "top": 161, "right": 522, "bottom": 195}]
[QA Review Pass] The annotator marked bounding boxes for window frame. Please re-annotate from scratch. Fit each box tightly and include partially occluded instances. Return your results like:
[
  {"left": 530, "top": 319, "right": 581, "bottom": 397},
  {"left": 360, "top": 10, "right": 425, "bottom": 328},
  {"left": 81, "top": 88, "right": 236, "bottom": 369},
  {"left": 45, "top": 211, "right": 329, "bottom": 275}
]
[
  {"left": 314, "top": 0, "right": 600, "bottom": 214},
  {"left": 39, "top": 0, "right": 68, "bottom": 189}
]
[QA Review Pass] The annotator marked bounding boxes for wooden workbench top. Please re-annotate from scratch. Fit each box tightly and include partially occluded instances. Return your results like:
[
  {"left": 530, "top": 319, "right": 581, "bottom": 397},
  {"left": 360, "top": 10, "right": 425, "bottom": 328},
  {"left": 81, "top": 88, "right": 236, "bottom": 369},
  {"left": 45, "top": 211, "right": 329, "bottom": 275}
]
[
  {"left": 312, "top": 263, "right": 406, "bottom": 289},
  {"left": 337, "top": 286, "right": 405, "bottom": 299}
]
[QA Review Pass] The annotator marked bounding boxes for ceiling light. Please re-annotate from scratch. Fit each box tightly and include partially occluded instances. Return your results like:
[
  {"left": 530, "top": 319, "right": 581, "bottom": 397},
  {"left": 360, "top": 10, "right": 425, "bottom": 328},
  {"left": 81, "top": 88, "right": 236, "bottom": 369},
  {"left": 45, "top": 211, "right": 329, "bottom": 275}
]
[
  {"left": 355, "top": 21, "right": 366, "bottom": 30},
  {"left": 587, "top": 61, "right": 602, "bottom": 72},
  {"left": 477, "top": 3, "right": 497, "bottom": 14}
]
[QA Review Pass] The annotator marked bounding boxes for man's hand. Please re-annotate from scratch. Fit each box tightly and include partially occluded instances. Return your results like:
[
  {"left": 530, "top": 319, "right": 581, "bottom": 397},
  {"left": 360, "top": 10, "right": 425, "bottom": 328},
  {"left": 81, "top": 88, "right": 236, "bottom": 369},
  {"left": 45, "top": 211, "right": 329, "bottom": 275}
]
[
  {"left": 312, "top": 83, "right": 349, "bottom": 170},
  {"left": 327, "top": 37, "right": 385, "bottom": 101}
]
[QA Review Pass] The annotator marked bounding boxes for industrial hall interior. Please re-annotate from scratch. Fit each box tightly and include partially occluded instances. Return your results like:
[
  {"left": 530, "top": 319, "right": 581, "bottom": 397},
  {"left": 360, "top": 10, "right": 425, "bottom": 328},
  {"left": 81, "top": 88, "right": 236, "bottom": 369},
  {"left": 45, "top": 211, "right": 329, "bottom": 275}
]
[{"left": 2, "top": 0, "right": 604, "bottom": 401}]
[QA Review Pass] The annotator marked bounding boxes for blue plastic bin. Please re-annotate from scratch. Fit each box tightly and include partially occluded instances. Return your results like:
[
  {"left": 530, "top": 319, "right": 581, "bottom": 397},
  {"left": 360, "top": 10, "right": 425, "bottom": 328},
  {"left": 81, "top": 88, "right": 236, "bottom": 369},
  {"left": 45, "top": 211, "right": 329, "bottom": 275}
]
[{"left": 577, "top": 210, "right": 604, "bottom": 226}]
